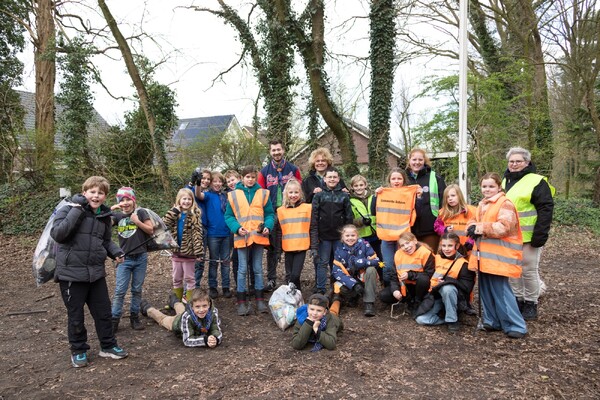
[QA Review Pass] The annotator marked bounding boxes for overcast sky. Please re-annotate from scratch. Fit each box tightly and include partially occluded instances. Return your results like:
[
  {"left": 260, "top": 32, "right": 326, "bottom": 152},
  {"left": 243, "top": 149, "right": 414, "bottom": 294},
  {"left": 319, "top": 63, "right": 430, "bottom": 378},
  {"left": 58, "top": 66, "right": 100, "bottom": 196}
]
[{"left": 16, "top": 0, "right": 455, "bottom": 143}]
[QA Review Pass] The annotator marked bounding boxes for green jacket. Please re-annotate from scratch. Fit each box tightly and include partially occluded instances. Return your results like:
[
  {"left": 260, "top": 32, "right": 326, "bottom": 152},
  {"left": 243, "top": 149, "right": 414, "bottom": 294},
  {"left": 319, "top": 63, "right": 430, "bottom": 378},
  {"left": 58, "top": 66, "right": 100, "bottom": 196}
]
[{"left": 291, "top": 313, "right": 342, "bottom": 350}]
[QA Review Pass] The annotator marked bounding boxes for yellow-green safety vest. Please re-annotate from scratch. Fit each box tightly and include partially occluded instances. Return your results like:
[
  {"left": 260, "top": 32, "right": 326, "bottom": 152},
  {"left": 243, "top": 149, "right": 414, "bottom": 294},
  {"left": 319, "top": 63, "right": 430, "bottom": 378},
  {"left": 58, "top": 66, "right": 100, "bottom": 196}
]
[
  {"left": 502, "top": 173, "right": 555, "bottom": 243},
  {"left": 350, "top": 196, "right": 377, "bottom": 238}
]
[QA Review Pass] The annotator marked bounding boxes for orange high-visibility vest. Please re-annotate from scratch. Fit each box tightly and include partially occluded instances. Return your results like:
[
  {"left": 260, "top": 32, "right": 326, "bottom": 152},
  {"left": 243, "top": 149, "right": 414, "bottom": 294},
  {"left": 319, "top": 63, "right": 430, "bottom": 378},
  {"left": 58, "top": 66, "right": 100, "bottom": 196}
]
[
  {"left": 430, "top": 254, "right": 466, "bottom": 289},
  {"left": 468, "top": 195, "right": 522, "bottom": 278},
  {"left": 394, "top": 244, "right": 432, "bottom": 280},
  {"left": 376, "top": 186, "right": 418, "bottom": 241},
  {"left": 277, "top": 203, "right": 312, "bottom": 252},
  {"left": 228, "top": 189, "right": 270, "bottom": 248},
  {"left": 438, "top": 205, "right": 477, "bottom": 245}
]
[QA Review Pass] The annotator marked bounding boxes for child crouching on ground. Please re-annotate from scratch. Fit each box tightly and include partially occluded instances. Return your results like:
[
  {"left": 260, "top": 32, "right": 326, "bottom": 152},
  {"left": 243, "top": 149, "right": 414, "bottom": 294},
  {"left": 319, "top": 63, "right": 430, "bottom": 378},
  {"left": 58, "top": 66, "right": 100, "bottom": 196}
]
[
  {"left": 292, "top": 294, "right": 342, "bottom": 351},
  {"left": 415, "top": 232, "right": 475, "bottom": 332},
  {"left": 140, "top": 289, "right": 222, "bottom": 348},
  {"left": 331, "top": 224, "right": 381, "bottom": 317}
]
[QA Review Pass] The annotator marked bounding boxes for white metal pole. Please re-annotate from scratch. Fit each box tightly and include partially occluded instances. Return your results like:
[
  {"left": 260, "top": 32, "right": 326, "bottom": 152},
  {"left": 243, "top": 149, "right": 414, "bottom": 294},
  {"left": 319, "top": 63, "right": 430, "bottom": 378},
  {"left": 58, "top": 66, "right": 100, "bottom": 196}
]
[{"left": 458, "top": 0, "right": 469, "bottom": 198}]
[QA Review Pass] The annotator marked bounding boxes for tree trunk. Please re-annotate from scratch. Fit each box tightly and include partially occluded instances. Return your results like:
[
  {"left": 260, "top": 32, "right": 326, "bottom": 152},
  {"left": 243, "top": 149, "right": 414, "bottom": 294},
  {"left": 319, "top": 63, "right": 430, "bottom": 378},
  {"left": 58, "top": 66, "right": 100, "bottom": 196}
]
[
  {"left": 33, "top": 0, "right": 56, "bottom": 180},
  {"left": 367, "top": 0, "right": 396, "bottom": 183},
  {"left": 98, "top": 0, "right": 171, "bottom": 194},
  {"left": 286, "top": 0, "right": 359, "bottom": 176}
]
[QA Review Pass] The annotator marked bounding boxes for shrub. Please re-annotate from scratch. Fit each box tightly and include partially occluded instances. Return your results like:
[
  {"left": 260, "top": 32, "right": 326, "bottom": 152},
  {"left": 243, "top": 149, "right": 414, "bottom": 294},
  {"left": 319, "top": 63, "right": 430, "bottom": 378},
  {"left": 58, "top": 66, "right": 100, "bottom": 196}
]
[{"left": 553, "top": 197, "right": 600, "bottom": 235}]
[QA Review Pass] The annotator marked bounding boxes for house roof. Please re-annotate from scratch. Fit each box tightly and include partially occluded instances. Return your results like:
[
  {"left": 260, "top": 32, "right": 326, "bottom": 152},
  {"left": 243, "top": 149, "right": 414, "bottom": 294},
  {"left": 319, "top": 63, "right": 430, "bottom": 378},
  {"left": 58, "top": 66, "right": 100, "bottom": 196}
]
[
  {"left": 173, "top": 115, "right": 236, "bottom": 142},
  {"left": 17, "top": 90, "right": 110, "bottom": 146}
]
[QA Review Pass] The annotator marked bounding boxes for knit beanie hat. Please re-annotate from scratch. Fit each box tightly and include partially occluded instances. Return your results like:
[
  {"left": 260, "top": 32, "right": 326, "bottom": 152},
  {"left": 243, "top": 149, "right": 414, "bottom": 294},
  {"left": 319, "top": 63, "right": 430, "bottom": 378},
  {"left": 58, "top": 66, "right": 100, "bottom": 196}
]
[
  {"left": 116, "top": 187, "right": 136, "bottom": 203},
  {"left": 308, "top": 293, "right": 329, "bottom": 309}
]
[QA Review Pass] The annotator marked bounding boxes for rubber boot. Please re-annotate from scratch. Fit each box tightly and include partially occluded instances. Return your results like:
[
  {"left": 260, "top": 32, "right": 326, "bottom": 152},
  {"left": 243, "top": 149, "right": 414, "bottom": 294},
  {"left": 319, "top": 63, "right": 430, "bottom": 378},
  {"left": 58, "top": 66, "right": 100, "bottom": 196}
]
[
  {"left": 185, "top": 288, "right": 193, "bottom": 303},
  {"left": 330, "top": 294, "right": 342, "bottom": 316},
  {"left": 237, "top": 292, "right": 250, "bottom": 316},
  {"left": 255, "top": 290, "right": 269, "bottom": 314},
  {"left": 173, "top": 287, "right": 184, "bottom": 302},
  {"left": 364, "top": 302, "right": 375, "bottom": 317},
  {"left": 111, "top": 317, "right": 120, "bottom": 334},
  {"left": 130, "top": 313, "right": 145, "bottom": 330}
]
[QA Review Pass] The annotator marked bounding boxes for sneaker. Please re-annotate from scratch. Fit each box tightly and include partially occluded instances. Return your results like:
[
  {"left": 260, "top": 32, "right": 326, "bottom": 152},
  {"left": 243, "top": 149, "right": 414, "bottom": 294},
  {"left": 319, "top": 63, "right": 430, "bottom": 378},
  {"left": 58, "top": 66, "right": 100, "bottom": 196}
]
[
  {"left": 521, "top": 301, "right": 538, "bottom": 321},
  {"left": 71, "top": 352, "right": 88, "bottom": 368},
  {"left": 447, "top": 321, "right": 460, "bottom": 333},
  {"left": 209, "top": 287, "right": 219, "bottom": 299},
  {"left": 222, "top": 288, "right": 232, "bottom": 298},
  {"left": 263, "top": 280, "right": 276, "bottom": 293},
  {"left": 507, "top": 331, "right": 526, "bottom": 339},
  {"left": 483, "top": 323, "right": 501, "bottom": 332},
  {"left": 99, "top": 346, "right": 128, "bottom": 359}
]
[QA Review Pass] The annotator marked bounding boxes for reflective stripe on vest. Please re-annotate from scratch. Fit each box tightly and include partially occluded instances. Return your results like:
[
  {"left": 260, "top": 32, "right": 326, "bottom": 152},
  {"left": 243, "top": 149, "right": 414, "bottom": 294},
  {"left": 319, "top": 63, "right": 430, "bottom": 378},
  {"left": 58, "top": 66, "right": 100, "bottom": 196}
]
[
  {"left": 376, "top": 186, "right": 418, "bottom": 241},
  {"left": 502, "top": 173, "right": 555, "bottom": 242},
  {"left": 431, "top": 254, "right": 466, "bottom": 289},
  {"left": 438, "top": 205, "right": 477, "bottom": 245},
  {"left": 429, "top": 171, "right": 440, "bottom": 217},
  {"left": 277, "top": 203, "right": 312, "bottom": 252},
  {"left": 468, "top": 195, "right": 523, "bottom": 278},
  {"left": 350, "top": 196, "right": 376, "bottom": 238},
  {"left": 394, "top": 245, "right": 432, "bottom": 278},
  {"left": 228, "top": 189, "right": 270, "bottom": 248}
]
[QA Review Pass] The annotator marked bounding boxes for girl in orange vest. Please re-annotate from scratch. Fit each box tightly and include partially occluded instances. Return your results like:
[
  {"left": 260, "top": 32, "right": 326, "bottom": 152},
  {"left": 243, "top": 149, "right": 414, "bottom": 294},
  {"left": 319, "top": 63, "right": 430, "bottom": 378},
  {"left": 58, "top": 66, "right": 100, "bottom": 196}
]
[
  {"left": 467, "top": 173, "right": 527, "bottom": 339},
  {"left": 224, "top": 165, "right": 275, "bottom": 316},
  {"left": 275, "top": 179, "right": 312, "bottom": 290},
  {"left": 379, "top": 232, "right": 434, "bottom": 316},
  {"left": 434, "top": 184, "right": 477, "bottom": 253},
  {"left": 415, "top": 233, "right": 475, "bottom": 332},
  {"left": 372, "top": 168, "right": 421, "bottom": 287}
]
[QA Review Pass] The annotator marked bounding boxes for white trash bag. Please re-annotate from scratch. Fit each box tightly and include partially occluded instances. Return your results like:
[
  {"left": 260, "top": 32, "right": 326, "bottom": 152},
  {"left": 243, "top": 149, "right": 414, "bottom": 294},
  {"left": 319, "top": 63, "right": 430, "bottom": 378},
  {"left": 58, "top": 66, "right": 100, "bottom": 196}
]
[{"left": 268, "top": 282, "right": 304, "bottom": 331}]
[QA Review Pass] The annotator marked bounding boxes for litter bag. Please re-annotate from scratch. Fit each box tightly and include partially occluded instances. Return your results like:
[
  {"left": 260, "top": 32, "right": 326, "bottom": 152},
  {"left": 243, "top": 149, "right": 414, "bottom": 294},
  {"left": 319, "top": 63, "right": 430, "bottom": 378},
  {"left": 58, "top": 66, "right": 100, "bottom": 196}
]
[
  {"left": 32, "top": 199, "right": 73, "bottom": 286},
  {"left": 137, "top": 208, "right": 177, "bottom": 252},
  {"left": 268, "top": 282, "right": 304, "bottom": 331}
]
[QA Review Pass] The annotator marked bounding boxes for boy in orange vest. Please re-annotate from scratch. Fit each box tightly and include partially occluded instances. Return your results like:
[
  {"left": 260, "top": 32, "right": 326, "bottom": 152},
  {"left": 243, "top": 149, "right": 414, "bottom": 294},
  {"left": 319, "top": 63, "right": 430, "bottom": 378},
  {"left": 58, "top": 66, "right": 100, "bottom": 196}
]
[{"left": 224, "top": 165, "right": 275, "bottom": 316}]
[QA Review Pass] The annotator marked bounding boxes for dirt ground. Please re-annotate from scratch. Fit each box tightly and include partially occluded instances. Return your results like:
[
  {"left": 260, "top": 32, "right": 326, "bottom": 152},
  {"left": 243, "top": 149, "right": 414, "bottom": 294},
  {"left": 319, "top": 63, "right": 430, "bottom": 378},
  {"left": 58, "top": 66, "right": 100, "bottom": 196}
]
[{"left": 0, "top": 226, "right": 599, "bottom": 399}]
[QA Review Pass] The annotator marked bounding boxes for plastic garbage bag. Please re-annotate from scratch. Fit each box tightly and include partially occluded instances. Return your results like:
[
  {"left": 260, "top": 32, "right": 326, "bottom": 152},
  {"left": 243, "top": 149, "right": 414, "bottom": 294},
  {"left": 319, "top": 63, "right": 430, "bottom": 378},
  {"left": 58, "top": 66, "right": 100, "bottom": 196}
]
[
  {"left": 32, "top": 199, "right": 73, "bottom": 286},
  {"left": 138, "top": 208, "right": 177, "bottom": 253},
  {"left": 268, "top": 282, "right": 304, "bottom": 331}
]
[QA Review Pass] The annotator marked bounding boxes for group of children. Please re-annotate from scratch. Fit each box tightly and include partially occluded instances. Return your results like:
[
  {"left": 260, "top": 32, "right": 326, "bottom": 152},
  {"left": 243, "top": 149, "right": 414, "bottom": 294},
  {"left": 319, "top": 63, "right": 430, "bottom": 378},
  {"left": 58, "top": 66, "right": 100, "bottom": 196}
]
[{"left": 50, "top": 159, "right": 531, "bottom": 365}]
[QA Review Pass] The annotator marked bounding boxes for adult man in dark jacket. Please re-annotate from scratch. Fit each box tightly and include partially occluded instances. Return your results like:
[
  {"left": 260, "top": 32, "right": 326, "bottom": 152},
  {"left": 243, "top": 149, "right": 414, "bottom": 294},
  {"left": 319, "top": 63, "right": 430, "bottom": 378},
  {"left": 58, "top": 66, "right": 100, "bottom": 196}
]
[
  {"left": 502, "top": 147, "right": 555, "bottom": 320},
  {"left": 258, "top": 139, "right": 302, "bottom": 291}
]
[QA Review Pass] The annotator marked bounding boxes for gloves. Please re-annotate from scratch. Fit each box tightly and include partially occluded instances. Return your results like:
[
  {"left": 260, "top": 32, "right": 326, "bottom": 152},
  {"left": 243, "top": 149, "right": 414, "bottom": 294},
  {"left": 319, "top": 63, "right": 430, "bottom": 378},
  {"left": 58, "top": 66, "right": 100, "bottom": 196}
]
[
  {"left": 71, "top": 194, "right": 88, "bottom": 208},
  {"left": 170, "top": 207, "right": 181, "bottom": 216},
  {"left": 309, "top": 249, "right": 318, "bottom": 261},
  {"left": 466, "top": 225, "right": 482, "bottom": 240},
  {"left": 362, "top": 216, "right": 372, "bottom": 226},
  {"left": 191, "top": 167, "right": 202, "bottom": 185},
  {"left": 463, "top": 241, "right": 473, "bottom": 252}
]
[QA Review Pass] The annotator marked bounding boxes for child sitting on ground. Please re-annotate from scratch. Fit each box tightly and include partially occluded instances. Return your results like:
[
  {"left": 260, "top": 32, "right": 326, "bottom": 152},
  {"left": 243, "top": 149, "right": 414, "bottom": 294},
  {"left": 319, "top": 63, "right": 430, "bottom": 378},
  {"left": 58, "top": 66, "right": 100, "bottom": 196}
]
[
  {"left": 415, "top": 232, "right": 475, "bottom": 332},
  {"left": 291, "top": 294, "right": 342, "bottom": 351},
  {"left": 140, "top": 289, "right": 222, "bottom": 348},
  {"left": 380, "top": 231, "right": 435, "bottom": 316},
  {"left": 331, "top": 224, "right": 381, "bottom": 317}
]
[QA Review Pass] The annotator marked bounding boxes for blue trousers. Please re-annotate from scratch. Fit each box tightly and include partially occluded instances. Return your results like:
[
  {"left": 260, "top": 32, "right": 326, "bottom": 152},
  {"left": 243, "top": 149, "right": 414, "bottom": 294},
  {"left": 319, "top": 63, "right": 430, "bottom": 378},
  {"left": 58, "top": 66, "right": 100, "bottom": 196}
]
[
  {"left": 381, "top": 240, "right": 397, "bottom": 285},
  {"left": 111, "top": 252, "right": 148, "bottom": 318},
  {"left": 480, "top": 272, "right": 527, "bottom": 334},
  {"left": 237, "top": 244, "right": 264, "bottom": 293},
  {"left": 416, "top": 285, "right": 459, "bottom": 325},
  {"left": 316, "top": 240, "right": 337, "bottom": 291},
  {"left": 207, "top": 236, "right": 231, "bottom": 289}
]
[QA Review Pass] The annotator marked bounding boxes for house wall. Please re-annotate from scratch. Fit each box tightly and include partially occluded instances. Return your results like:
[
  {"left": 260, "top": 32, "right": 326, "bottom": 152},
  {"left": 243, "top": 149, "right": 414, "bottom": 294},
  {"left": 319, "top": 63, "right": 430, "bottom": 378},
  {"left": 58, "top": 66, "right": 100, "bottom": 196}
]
[{"left": 293, "top": 128, "right": 402, "bottom": 177}]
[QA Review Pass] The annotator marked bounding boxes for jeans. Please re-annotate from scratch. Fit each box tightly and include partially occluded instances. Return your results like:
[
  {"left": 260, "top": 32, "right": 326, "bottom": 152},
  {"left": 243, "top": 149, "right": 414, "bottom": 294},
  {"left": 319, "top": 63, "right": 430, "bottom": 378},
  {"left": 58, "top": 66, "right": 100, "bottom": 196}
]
[
  {"left": 381, "top": 240, "right": 397, "bottom": 285},
  {"left": 415, "top": 285, "right": 459, "bottom": 325},
  {"left": 509, "top": 243, "right": 542, "bottom": 302},
  {"left": 237, "top": 244, "right": 264, "bottom": 293},
  {"left": 316, "top": 240, "right": 337, "bottom": 291},
  {"left": 111, "top": 252, "right": 148, "bottom": 318},
  {"left": 207, "top": 236, "right": 231, "bottom": 289},
  {"left": 480, "top": 272, "right": 527, "bottom": 334}
]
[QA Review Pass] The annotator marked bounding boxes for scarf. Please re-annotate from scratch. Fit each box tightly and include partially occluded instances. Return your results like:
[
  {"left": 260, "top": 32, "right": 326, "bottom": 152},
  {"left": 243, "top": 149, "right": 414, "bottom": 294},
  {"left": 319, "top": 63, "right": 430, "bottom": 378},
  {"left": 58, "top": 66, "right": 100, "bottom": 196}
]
[{"left": 186, "top": 303, "right": 213, "bottom": 334}]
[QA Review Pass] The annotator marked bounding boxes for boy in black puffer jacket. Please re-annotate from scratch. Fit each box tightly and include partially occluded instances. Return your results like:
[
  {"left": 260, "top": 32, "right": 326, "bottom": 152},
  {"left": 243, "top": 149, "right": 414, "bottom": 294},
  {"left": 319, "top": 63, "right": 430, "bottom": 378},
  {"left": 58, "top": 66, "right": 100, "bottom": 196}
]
[{"left": 51, "top": 176, "right": 127, "bottom": 368}]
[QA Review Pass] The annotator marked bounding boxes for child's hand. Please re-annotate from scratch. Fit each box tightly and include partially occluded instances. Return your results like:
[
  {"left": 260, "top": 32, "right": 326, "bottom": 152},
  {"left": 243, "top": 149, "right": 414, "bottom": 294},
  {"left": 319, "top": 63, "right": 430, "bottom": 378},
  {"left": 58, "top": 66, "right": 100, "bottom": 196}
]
[
  {"left": 393, "top": 290, "right": 402, "bottom": 300},
  {"left": 399, "top": 272, "right": 408, "bottom": 281},
  {"left": 207, "top": 335, "right": 217, "bottom": 348},
  {"left": 110, "top": 204, "right": 121, "bottom": 211},
  {"left": 115, "top": 255, "right": 125, "bottom": 264},
  {"left": 261, "top": 227, "right": 269, "bottom": 235},
  {"left": 130, "top": 213, "right": 140, "bottom": 225},
  {"left": 416, "top": 186, "right": 424, "bottom": 198},
  {"left": 238, "top": 227, "right": 248, "bottom": 236},
  {"left": 375, "top": 186, "right": 384, "bottom": 194},
  {"left": 313, "top": 187, "right": 322, "bottom": 194},
  {"left": 312, "top": 319, "right": 321, "bottom": 334}
]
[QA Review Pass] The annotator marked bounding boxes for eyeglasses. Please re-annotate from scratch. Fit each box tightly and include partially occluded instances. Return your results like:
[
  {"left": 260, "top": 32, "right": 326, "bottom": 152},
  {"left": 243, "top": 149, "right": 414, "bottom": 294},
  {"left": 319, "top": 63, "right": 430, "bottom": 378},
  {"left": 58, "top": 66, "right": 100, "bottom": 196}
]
[{"left": 508, "top": 160, "right": 526, "bottom": 165}]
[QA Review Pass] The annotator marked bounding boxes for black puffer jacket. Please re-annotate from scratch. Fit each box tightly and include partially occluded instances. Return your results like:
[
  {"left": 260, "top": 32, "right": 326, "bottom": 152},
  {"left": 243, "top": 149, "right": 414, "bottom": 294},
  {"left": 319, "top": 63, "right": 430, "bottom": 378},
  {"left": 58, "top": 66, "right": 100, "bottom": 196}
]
[
  {"left": 50, "top": 195, "right": 123, "bottom": 283},
  {"left": 406, "top": 165, "right": 446, "bottom": 238},
  {"left": 302, "top": 170, "right": 347, "bottom": 204},
  {"left": 309, "top": 185, "right": 353, "bottom": 244},
  {"left": 503, "top": 163, "right": 554, "bottom": 247}
]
